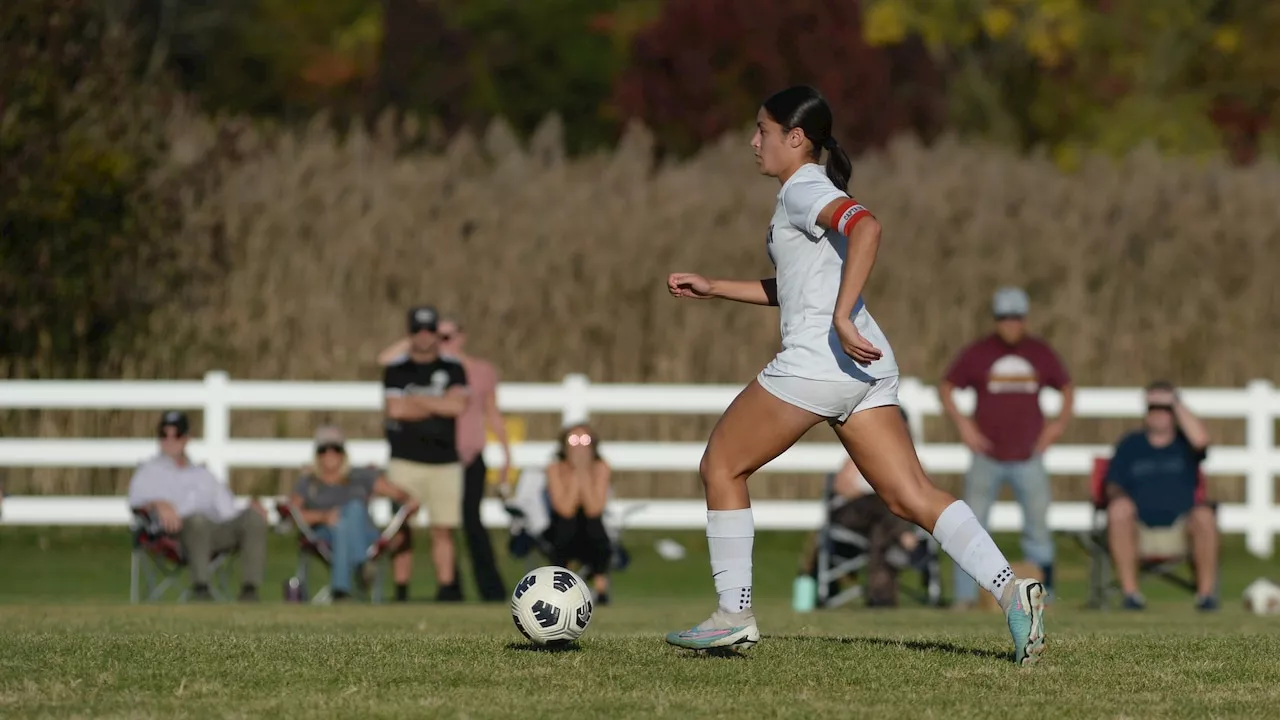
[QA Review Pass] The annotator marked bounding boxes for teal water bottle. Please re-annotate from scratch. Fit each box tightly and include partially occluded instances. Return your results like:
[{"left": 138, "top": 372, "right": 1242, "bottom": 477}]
[{"left": 792, "top": 574, "right": 816, "bottom": 612}]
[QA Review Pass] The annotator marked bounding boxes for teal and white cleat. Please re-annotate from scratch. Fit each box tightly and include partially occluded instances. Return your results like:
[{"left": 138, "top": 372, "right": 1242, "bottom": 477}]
[
  {"left": 1006, "top": 578, "right": 1047, "bottom": 666},
  {"left": 665, "top": 608, "right": 760, "bottom": 651}
]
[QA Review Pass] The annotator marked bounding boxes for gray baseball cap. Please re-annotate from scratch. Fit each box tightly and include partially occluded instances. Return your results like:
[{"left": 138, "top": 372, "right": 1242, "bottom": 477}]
[{"left": 992, "top": 287, "right": 1029, "bottom": 317}]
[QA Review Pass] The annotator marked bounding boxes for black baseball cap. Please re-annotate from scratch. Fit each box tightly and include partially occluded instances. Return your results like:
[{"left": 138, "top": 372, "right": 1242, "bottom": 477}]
[
  {"left": 157, "top": 410, "right": 190, "bottom": 436},
  {"left": 407, "top": 305, "right": 439, "bottom": 333}
]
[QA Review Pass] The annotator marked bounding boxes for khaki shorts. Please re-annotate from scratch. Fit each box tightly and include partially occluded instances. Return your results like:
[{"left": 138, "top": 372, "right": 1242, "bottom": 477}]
[
  {"left": 1139, "top": 515, "right": 1189, "bottom": 558},
  {"left": 387, "top": 459, "right": 462, "bottom": 529}
]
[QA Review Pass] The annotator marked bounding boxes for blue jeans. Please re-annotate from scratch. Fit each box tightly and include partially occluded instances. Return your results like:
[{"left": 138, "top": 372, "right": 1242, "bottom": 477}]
[
  {"left": 952, "top": 453, "right": 1055, "bottom": 604},
  {"left": 313, "top": 500, "right": 380, "bottom": 594}
]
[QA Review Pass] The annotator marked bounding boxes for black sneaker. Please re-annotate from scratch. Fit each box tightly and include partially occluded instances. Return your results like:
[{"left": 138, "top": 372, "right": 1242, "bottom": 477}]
[
  {"left": 1121, "top": 593, "right": 1146, "bottom": 610},
  {"left": 238, "top": 585, "right": 259, "bottom": 603},
  {"left": 1195, "top": 595, "right": 1219, "bottom": 612},
  {"left": 435, "top": 583, "right": 463, "bottom": 602}
]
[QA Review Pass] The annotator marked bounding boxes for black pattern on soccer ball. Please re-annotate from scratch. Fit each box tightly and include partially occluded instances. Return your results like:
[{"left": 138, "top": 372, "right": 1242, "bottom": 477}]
[
  {"left": 512, "top": 614, "right": 532, "bottom": 640},
  {"left": 552, "top": 570, "right": 578, "bottom": 593},
  {"left": 576, "top": 599, "right": 592, "bottom": 629},
  {"left": 532, "top": 600, "right": 561, "bottom": 629},
  {"left": 514, "top": 574, "right": 536, "bottom": 600}
]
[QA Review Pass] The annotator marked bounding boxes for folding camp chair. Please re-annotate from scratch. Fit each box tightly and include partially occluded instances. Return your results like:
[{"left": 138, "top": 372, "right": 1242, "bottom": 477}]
[
  {"left": 129, "top": 508, "right": 232, "bottom": 603},
  {"left": 814, "top": 472, "right": 944, "bottom": 609},
  {"left": 275, "top": 500, "right": 413, "bottom": 604},
  {"left": 1079, "top": 457, "right": 1219, "bottom": 609}
]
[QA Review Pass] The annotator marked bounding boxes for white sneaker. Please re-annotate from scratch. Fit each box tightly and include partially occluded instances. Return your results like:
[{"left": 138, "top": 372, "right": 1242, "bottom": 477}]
[{"left": 665, "top": 608, "right": 760, "bottom": 651}]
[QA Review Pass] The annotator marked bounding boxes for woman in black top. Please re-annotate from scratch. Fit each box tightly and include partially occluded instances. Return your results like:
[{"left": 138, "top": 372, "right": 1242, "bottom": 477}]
[{"left": 545, "top": 423, "right": 613, "bottom": 604}]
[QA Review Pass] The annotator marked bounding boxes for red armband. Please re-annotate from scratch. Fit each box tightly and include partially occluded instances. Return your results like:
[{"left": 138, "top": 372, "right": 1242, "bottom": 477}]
[{"left": 830, "top": 198, "right": 871, "bottom": 236}]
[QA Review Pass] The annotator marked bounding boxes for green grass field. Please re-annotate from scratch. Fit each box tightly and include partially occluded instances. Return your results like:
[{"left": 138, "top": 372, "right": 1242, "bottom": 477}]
[{"left": 2, "top": 527, "right": 1279, "bottom": 719}]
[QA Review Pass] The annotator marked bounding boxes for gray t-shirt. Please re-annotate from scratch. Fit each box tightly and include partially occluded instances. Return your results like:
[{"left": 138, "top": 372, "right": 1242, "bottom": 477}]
[{"left": 292, "top": 467, "right": 379, "bottom": 511}]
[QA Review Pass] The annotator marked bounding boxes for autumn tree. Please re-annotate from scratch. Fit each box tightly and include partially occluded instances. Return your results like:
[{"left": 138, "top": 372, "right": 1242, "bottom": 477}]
[{"left": 614, "top": 0, "right": 947, "bottom": 157}]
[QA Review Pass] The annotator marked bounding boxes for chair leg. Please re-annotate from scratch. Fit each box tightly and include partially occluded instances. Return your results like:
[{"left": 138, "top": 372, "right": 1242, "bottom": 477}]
[
  {"left": 145, "top": 554, "right": 176, "bottom": 602},
  {"left": 371, "top": 558, "right": 385, "bottom": 605},
  {"left": 208, "top": 555, "right": 231, "bottom": 602},
  {"left": 815, "top": 527, "right": 831, "bottom": 608},
  {"left": 1085, "top": 529, "right": 1110, "bottom": 610},
  {"left": 130, "top": 551, "right": 141, "bottom": 604}
]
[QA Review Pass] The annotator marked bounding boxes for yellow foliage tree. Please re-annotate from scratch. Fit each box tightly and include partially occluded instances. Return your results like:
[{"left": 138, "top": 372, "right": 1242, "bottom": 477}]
[{"left": 862, "top": 0, "right": 1279, "bottom": 164}]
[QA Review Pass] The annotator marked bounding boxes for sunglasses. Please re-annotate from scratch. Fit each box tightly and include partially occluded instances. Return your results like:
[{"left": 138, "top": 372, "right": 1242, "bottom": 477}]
[
  {"left": 316, "top": 443, "right": 345, "bottom": 455},
  {"left": 566, "top": 433, "right": 593, "bottom": 447},
  {"left": 1146, "top": 404, "right": 1174, "bottom": 413},
  {"left": 994, "top": 314, "right": 1025, "bottom": 321}
]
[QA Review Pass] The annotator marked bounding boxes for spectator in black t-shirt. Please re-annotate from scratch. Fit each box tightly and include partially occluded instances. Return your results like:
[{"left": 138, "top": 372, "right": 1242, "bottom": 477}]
[{"left": 383, "top": 305, "right": 469, "bottom": 602}]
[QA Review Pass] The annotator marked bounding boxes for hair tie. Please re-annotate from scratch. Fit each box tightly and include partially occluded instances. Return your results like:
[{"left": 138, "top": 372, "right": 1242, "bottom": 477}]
[{"left": 822, "top": 137, "right": 838, "bottom": 150}]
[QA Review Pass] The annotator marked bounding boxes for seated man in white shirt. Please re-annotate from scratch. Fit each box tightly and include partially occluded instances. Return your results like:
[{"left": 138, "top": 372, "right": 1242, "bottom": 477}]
[{"left": 127, "top": 410, "right": 268, "bottom": 601}]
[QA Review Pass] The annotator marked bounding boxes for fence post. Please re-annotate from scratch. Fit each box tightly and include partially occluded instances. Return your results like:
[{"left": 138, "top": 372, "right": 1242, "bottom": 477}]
[
  {"left": 203, "top": 370, "right": 231, "bottom": 484},
  {"left": 562, "top": 374, "right": 590, "bottom": 427},
  {"left": 1245, "top": 379, "right": 1276, "bottom": 558}
]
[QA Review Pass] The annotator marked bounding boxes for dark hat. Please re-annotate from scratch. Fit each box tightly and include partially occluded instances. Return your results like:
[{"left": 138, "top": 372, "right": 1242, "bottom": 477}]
[
  {"left": 407, "top": 305, "right": 439, "bottom": 333},
  {"left": 157, "top": 410, "right": 190, "bottom": 436}
]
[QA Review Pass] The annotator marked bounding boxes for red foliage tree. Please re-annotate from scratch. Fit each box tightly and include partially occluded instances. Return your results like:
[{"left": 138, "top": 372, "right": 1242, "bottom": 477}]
[{"left": 613, "top": 0, "right": 946, "bottom": 156}]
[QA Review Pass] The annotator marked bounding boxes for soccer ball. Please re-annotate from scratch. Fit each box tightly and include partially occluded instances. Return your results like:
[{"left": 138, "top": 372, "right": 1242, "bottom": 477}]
[
  {"left": 1242, "top": 577, "right": 1280, "bottom": 616},
  {"left": 510, "top": 566, "right": 594, "bottom": 646}
]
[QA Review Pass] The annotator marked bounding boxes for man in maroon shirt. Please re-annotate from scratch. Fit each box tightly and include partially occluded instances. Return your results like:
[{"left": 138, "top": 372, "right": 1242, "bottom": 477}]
[{"left": 940, "top": 287, "right": 1074, "bottom": 608}]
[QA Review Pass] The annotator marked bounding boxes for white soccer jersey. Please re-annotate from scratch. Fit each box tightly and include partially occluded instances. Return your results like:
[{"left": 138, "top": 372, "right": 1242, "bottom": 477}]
[{"left": 762, "top": 163, "right": 898, "bottom": 382}]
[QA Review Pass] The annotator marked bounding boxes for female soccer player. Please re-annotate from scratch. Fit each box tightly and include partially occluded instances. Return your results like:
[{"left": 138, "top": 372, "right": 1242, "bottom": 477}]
[{"left": 663, "top": 86, "right": 1046, "bottom": 666}]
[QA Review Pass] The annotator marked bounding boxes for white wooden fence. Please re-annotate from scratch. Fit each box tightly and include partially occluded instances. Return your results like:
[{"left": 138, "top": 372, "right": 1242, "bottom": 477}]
[{"left": 0, "top": 372, "right": 1277, "bottom": 556}]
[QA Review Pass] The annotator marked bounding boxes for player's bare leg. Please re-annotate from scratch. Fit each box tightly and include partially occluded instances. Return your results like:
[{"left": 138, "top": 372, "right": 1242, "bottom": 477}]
[
  {"left": 834, "top": 405, "right": 1046, "bottom": 666},
  {"left": 665, "top": 380, "right": 822, "bottom": 652}
]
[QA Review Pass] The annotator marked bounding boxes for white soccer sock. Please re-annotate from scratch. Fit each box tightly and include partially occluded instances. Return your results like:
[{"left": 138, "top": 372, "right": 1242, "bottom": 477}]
[
  {"left": 931, "top": 500, "right": 1016, "bottom": 610},
  {"left": 707, "top": 508, "right": 754, "bottom": 613}
]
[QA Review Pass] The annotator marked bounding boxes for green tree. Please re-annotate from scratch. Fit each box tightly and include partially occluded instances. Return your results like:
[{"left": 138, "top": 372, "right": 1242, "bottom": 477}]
[{"left": 0, "top": 0, "right": 205, "bottom": 378}]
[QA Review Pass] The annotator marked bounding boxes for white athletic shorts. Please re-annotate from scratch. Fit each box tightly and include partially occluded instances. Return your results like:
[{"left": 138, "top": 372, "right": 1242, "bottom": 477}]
[{"left": 756, "top": 370, "right": 900, "bottom": 425}]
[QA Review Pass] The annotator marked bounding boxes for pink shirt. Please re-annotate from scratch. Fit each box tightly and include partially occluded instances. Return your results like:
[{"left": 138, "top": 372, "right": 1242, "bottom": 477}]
[{"left": 455, "top": 356, "right": 498, "bottom": 465}]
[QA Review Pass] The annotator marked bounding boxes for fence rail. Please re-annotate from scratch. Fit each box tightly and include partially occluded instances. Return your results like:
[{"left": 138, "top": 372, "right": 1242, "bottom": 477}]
[{"left": 1, "top": 372, "right": 1276, "bottom": 556}]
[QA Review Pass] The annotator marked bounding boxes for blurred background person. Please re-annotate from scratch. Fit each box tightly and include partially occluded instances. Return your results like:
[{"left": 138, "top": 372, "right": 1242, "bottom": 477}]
[
  {"left": 940, "top": 287, "right": 1073, "bottom": 608},
  {"left": 290, "top": 424, "right": 417, "bottom": 602},
  {"left": 127, "top": 410, "right": 268, "bottom": 602},
  {"left": 379, "top": 314, "right": 512, "bottom": 602},
  {"left": 546, "top": 422, "right": 612, "bottom": 604},
  {"left": 379, "top": 315, "right": 512, "bottom": 602},
  {"left": 1105, "top": 381, "right": 1217, "bottom": 610},
  {"left": 382, "top": 305, "right": 469, "bottom": 602},
  {"left": 797, "top": 408, "right": 927, "bottom": 607}
]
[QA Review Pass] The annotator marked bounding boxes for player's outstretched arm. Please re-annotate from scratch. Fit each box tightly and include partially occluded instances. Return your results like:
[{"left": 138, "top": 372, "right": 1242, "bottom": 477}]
[{"left": 668, "top": 273, "right": 778, "bottom": 306}]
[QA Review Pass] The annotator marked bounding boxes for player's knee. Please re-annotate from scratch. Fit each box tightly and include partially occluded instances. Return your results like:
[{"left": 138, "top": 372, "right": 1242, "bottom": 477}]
[{"left": 698, "top": 449, "right": 746, "bottom": 486}]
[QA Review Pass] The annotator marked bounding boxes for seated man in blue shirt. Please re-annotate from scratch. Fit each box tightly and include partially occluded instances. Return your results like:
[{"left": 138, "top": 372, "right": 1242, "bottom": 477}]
[{"left": 1105, "top": 381, "right": 1216, "bottom": 610}]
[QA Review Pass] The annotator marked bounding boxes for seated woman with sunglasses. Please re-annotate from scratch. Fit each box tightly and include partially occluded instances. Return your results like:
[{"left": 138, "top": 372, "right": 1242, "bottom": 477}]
[
  {"left": 292, "top": 425, "right": 416, "bottom": 601},
  {"left": 546, "top": 423, "right": 613, "bottom": 604}
]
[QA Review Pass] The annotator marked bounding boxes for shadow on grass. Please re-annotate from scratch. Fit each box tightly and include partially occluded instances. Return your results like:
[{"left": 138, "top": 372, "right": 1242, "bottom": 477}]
[
  {"left": 771, "top": 634, "right": 1014, "bottom": 662},
  {"left": 504, "top": 641, "right": 583, "bottom": 654}
]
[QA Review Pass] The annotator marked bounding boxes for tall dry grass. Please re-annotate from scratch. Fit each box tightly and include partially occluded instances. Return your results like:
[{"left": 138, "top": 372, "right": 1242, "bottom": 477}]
[{"left": 7, "top": 109, "right": 1280, "bottom": 503}]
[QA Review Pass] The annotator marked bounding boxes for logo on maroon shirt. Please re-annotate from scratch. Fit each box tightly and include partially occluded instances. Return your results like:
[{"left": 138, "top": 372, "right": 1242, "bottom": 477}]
[{"left": 986, "top": 355, "right": 1040, "bottom": 394}]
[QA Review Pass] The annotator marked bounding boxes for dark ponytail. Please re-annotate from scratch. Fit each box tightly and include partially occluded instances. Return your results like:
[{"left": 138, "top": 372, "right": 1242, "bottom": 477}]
[
  {"left": 762, "top": 85, "right": 851, "bottom": 192},
  {"left": 821, "top": 137, "right": 853, "bottom": 194}
]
